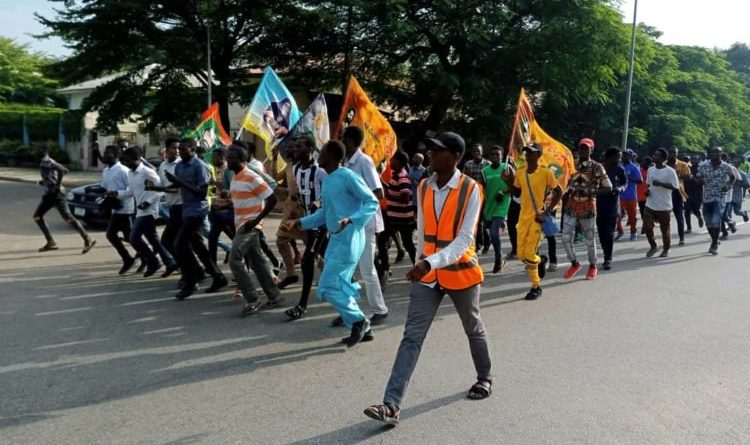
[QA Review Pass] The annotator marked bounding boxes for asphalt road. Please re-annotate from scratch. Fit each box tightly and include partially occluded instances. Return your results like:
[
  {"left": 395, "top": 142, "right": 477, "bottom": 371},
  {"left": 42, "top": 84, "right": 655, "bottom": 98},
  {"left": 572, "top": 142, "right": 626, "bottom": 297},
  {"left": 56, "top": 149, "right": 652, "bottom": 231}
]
[{"left": 1, "top": 179, "right": 749, "bottom": 445}]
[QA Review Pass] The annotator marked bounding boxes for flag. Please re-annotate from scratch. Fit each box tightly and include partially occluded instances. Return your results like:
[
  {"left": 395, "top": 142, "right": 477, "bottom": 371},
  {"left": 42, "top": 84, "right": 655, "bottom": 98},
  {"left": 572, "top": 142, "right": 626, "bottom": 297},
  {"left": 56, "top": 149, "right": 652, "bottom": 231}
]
[
  {"left": 276, "top": 93, "right": 330, "bottom": 161},
  {"left": 507, "top": 89, "right": 575, "bottom": 189},
  {"left": 333, "top": 76, "right": 397, "bottom": 168},
  {"left": 240, "top": 67, "right": 301, "bottom": 160},
  {"left": 183, "top": 102, "right": 232, "bottom": 162}
]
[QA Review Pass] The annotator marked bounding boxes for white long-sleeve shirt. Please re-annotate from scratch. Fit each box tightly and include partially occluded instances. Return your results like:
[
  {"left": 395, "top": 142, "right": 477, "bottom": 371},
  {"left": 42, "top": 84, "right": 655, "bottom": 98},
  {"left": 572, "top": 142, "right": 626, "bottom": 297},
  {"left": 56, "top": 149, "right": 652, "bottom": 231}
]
[
  {"left": 118, "top": 163, "right": 161, "bottom": 218},
  {"left": 417, "top": 169, "right": 481, "bottom": 287},
  {"left": 101, "top": 162, "right": 135, "bottom": 214}
]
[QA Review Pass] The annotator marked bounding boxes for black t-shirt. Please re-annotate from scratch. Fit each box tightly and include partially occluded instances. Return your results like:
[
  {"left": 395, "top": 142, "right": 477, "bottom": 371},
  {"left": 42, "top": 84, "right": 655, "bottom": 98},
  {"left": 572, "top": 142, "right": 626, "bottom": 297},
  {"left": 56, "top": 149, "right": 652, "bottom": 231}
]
[{"left": 597, "top": 164, "right": 627, "bottom": 216}]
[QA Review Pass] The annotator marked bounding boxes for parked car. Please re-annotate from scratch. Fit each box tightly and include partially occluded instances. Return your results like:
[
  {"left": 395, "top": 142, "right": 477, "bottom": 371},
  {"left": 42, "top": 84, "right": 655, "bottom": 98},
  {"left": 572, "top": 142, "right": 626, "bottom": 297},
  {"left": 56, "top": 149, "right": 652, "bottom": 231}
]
[{"left": 66, "top": 158, "right": 166, "bottom": 226}]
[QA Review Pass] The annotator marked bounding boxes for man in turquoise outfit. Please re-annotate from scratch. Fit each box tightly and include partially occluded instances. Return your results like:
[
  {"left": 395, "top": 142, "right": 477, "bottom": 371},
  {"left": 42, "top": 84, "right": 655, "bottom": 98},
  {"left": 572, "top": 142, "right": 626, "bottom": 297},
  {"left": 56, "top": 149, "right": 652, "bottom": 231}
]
[{"left": 282, "top": 140, "right": 379, "bottom": 347}]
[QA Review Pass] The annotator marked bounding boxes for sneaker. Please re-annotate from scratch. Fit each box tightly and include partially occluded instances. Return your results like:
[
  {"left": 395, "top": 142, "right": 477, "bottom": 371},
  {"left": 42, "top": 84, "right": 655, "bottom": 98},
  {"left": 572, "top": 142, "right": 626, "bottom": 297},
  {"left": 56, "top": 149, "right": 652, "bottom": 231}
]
[
  {"left": 538, "top": 255, "right": 548, "bottom": 279},
  {"left": 719, "top": 234, "right": 729, "bottom": 241},
  {"left": 708, "top": 243, "right": 719, "bottom": 255},
  {"left": 343, "top": 318, "right": 371, "bottom": 347},
  {"left": 370, "top": 313, "right": 389, "bottom": 326},
  {"left": 241, "top": 302, "right": 261, "bottom": 317},
  {"left": 585, "top": 265, "right": 598, "bottom": 280},
  {"left": 602, "top": 260, "right": 611, "bottom": 271},
  {"left": 82, "top": 239, "right": 97, "bottom": 255},
  {"left": 38, "top": 242, "right": 59, "bottom": 252},
  {"left": 563, "top": 262, "right": 582, "bottom": 279},
  {"left": 204, "top": 275, "right": 229, "bottom": 293},
  {"left": 278, "top": 275, "right": 299, "bottom": 289},
  {"left": 492, "top": 259, "right": 507, "bottom": 274},
  {"left": 646, "top": 246, "right": 659, "bottom": 257},
  {"left": 481, "top": 245, "right": 491, "bottom": 255},
  {"left": 136, "top": 261, "right": 147, "bottom": 274},
  {"left": 614, "top": 232, "right": 624, "bottom": 241},
  {"left": 118, "top": 257, "right": 136, "bottom": 275},
  {"left": 678, "top": 239, "right": 685, "bottom": 246},
  {"left": 505, "top": 252, "right": 516, "bottom": 261},
  {"left": 630, "top": 233, "right": 638, "bottom": 241},
  {"left": 659, "top": 249, "right": 669, "bottom": 258},
  {"left": 175, "top": 283, "right": 198, "bottom": 300},
  {"left": 685, "top": 229, "right": 692, "bottom": 234},
  {"left": 143, "top": 262, "right": 162, "bottom": 278},
  {"left": 161, "top": 263, "right": 179, "bottom": 278},
  {"left": 730, "top": 223, "right": 737, "bottom": 233},
  {"left": 524, "top": 286, "right": 542, "bottom": 301},
  {"left": 743, "top": 212, "right": 749, "bottom": 223},
  {"left": 547, "top": 263, "right": 558, "bottom": 272}
]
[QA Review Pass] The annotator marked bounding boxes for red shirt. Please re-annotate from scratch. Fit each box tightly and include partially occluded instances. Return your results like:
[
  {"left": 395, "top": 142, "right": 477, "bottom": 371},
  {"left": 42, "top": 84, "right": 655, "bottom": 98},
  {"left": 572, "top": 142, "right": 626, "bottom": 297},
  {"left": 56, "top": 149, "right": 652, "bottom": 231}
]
[{"left": 636, "top": 166, "right": 649, "bottom": 202}]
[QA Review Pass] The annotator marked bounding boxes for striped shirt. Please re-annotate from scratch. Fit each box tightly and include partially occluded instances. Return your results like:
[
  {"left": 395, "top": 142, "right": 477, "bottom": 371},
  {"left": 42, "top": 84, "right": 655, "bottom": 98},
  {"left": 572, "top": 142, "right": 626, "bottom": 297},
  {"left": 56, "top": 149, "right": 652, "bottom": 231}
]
[
  {"left": 230, "top": 166, "right": 273, "bottom": 229},
  {"left": 385, "top": 168, "right": 414, "bottom": 224}
]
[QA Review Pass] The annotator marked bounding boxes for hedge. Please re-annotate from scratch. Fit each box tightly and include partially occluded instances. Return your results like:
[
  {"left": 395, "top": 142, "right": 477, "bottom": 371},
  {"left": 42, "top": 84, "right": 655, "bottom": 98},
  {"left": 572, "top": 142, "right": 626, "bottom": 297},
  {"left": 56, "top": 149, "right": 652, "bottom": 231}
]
[{"left": 0, "top": 103, "right": 83, "bottom": 142}]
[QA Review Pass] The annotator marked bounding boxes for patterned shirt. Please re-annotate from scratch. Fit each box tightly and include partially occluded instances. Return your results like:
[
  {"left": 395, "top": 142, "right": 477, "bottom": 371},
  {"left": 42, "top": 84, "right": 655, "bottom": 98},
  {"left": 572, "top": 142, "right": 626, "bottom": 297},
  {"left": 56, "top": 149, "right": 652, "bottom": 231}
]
[
  {"left": 39, "top": 155, "right": 67, "bottom": 194},
  {"left": 696, "top": 161, "right": 734, "bottom": 203},
  {"left": 230, "top": 166, "right": 273, "bottom": 229},
  {"left": 385, "top": 168, "right": 414, "bottom": 224},
  {"left": 564, "top": 159, "right": 611, "bottom": 218},
  {"left": 463, "top": 159, "right": 490, "bottom": 183}
]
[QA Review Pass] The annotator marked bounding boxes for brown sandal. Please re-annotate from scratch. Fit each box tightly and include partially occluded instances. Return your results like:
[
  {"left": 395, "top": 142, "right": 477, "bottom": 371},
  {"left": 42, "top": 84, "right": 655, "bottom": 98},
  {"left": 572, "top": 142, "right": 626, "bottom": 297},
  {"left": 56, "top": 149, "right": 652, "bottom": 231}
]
[{"left": 363, "top": 404, "right": 400, "bottom": 425}]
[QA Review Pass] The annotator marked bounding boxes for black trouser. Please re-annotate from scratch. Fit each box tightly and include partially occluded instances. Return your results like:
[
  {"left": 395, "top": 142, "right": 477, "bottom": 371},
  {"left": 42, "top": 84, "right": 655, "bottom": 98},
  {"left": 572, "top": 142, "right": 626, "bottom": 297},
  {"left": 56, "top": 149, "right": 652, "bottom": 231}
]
[
  {"left": 106, "top": 213, "right": 133, "bottom": 262},
  {"left": 377, "top": 223, "right": 416, "bottom": 272},
  {"left": 208, "top": 210, "right": 236, "bottom": 263},
  {"left": 298, "top": 229, "right": 329, "bottom": 308},
  {"left": 174, "top": 214, "right": 223, "bottom": 286},
  {"left": 684, "top": 197, "right": 703, "bottom": 231},
  {"left": 596, "top": 212, "right": 618, "bottom": 262},
  {"left": 672, "top": 192, "right": 685, "bottom": 241},
  {"left": 475, "top": 215, "right": 491, "bottom": 251},
  {"left": 506, "top": 200, "right": 521, "bottom": 256},
  {"left": 33, "top": 191, "right": 89, "bottom": 243},
  {"left": 546, "top": 235, "right": 557, "bottom": 264},
  {"left": 638, "top": 201, "right": 647, "bottom": 233},
  {"left": 161, "top": 204, "right": 182, "bottom": 258}
]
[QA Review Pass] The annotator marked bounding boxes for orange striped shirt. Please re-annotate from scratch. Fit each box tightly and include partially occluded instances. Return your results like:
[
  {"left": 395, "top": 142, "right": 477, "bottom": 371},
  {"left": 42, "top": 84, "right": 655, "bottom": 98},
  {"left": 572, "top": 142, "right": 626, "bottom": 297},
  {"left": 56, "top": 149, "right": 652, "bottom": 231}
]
[{"left": 230, "top": 166, "right": 273, "bottom": 229}]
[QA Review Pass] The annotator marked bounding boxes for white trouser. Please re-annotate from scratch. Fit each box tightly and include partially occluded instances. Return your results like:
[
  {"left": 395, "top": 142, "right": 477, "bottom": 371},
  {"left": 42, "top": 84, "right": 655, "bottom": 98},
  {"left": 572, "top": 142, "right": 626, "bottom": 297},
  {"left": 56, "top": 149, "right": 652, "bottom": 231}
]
[{"left": 358, "top": 229, "right": 388, "bottom": 315}]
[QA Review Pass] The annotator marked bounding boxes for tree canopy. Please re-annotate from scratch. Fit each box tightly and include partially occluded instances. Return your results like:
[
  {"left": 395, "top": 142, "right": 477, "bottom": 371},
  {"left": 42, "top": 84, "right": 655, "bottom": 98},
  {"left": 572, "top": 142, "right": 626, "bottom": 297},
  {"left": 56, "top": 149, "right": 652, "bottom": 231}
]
[
  {"left": 36, "top": 0, "right": 750, "bottom": 153},
  {"left": 0, "top": 37, "right": 59, "bottom": 105}
]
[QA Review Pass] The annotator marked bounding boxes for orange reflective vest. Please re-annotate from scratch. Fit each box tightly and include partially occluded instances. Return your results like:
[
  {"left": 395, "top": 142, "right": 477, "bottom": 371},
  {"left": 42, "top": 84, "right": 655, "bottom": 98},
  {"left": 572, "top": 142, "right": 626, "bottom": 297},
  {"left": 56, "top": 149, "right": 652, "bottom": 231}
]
[{"left": 419, "top": 174, "right": 484, "bottom": 290}]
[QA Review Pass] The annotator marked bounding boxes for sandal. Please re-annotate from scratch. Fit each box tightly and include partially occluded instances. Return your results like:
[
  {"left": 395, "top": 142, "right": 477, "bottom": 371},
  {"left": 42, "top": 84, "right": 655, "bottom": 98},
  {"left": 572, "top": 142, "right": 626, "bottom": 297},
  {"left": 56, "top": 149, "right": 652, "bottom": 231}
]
[
  {"left": 38, "top": 243, "right": 59, "bottom": 252},
  {"left": 467, "top": 378, "right": 493, "bottom": 400},
  {"left": 363, "top": 404, "right": 400, "bottom": 425},
  {"left": 284, "top": 305, "right": 307, "bottom": 320}
]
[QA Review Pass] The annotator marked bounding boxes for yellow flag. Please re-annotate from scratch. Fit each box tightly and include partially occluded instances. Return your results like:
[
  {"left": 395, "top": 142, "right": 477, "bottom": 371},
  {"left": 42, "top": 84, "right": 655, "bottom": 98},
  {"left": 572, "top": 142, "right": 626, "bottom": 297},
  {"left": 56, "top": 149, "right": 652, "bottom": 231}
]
[
  {"left": 508, "top": 89, "right": 576, "bottom": 189},
  {"left": 333, "top": 76, "right": 397, "bottom": 167}
]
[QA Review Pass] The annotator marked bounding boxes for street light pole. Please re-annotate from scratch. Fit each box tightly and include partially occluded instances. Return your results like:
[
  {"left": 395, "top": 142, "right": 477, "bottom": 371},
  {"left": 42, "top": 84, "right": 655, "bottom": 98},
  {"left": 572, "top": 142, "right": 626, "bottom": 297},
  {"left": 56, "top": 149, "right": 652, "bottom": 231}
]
[
  {"left": 621, "top": 0, "right": 638, "bottom": 150},
  {"left": 207, "top": 24, "right": 212, "bottom": 108}
]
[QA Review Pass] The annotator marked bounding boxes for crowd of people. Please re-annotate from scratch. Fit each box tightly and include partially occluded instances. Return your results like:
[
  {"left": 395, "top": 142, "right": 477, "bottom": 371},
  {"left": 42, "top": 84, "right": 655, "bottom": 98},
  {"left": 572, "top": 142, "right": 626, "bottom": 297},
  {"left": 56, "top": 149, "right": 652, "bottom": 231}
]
[{"left": 32, "top": 127, "right": 749, "bottom": 426}]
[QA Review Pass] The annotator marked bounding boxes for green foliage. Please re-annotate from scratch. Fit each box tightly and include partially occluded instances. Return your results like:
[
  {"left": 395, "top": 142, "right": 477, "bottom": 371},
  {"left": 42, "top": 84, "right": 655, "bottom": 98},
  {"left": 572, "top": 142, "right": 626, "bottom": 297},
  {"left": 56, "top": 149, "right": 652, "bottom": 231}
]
[
  {"left": 0, "top": 103, "right": 82, "bottom": 143},
  {"left": 0, "top": 38, "right": 60, "bottom": 105}
]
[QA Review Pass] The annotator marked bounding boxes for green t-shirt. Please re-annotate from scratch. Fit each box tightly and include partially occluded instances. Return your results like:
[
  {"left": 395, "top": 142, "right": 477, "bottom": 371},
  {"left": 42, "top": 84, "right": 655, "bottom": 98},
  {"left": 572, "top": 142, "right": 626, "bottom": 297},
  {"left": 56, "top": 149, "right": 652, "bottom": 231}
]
[{"left": 482, "top": 163, "right": 511, "bottom": 220}]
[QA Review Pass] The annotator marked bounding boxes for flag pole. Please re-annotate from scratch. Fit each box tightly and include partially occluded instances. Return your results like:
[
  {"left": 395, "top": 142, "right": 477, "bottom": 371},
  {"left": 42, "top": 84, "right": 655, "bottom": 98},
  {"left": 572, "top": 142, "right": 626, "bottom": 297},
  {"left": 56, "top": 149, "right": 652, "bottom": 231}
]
[
  {"left": 507, "top": 89, "right": 525, "bottom": 163},
  {"left": 621, "top": 0, "right": 638, "bottom": 150}
]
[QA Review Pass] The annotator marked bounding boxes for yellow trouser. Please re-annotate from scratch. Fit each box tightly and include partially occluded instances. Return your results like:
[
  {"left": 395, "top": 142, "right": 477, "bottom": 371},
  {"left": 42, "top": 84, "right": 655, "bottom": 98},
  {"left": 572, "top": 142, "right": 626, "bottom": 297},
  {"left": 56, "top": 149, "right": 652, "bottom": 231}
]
[{"left": 517, "top": 217, "right": 543, "bottom": 287}]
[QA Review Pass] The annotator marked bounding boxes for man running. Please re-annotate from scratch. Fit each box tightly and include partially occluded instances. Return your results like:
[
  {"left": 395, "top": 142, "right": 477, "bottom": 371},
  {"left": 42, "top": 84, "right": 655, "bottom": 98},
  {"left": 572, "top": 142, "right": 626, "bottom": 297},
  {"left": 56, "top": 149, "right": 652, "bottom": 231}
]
[
  {"left": 101, "top": 145, "right": 135, "bottom": 274},
  {"left": 482, "top": 145, "right": 513, "bottom": 273},
  {"left": 667, "top": 147, "right": 691, "bottom": 245},
  {"left": 694, "top": 147, "right": 735, "bottom": 254},
  {"left": 561, "top": 138, "right": 612, "bottom": 281},
  {"left": 506, "top": 143, "right": 563, "bottom": 300},
  {"left": 364, "top": 132, "right": 492, "bottom": 426},
  {"left": 617, "top": 149, "right": 642, "bottom": 240},
  {"left": 33, "top": 148, "right": 96, "bottom": 254},
  {"left": 643, "top": 148, "right": 680, "bottom": 258},
  {"left": 282, "top": 140, "right": 378, "bottom": 345}
]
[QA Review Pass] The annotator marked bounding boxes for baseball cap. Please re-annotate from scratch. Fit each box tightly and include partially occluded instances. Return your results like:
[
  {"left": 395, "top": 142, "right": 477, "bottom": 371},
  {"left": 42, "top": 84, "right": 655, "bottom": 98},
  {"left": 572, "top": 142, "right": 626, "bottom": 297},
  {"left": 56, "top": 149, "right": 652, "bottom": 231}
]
[
  {"left": 578, "top": 138, "right": 595, "bottom": 149},
  {"left": 424, "top": 132, "right": 466, "bottom": 157},
  {"left": 522, "top": 143, "right": 543, "bottom": 154}
]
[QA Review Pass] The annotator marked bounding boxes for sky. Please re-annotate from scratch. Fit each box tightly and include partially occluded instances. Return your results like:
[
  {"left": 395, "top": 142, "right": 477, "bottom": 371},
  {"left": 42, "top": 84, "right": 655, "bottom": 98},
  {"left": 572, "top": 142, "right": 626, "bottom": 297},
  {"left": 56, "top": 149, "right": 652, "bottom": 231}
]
[{"left": 1, "top": 0, "right": 749, "bottom": 58}]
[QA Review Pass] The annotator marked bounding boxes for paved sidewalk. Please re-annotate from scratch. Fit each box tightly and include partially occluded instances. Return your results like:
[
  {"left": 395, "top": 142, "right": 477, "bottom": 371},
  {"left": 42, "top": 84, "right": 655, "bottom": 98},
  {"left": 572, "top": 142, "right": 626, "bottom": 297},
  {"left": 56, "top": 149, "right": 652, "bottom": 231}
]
[{"left": 0, "top": 166, "right": 102, "bottom": 187}]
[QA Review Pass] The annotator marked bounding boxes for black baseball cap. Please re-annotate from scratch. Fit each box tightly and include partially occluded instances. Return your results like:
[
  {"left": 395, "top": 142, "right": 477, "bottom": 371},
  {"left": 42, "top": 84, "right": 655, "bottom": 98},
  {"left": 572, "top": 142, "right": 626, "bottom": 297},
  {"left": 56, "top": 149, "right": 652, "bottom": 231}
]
[
  {"left": 424, "top": 132, "right": 466, "bottom": 158},
  {"left": 523, "top": 143, "right": 543, "bottom": 154}
]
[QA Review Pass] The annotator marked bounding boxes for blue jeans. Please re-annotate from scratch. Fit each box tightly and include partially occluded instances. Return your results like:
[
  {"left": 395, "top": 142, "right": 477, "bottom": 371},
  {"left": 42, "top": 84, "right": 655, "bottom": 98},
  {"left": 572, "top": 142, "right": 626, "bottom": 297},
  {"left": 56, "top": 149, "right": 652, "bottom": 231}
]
[
  {"left": 702, "top": 200, "right": 724, "bottom": 229},
  {"left": 130, "top": 215, "right": 176, "bottom": 268},
  {"left": 487, "top": 217, "right": 506, "bottom": 262}
]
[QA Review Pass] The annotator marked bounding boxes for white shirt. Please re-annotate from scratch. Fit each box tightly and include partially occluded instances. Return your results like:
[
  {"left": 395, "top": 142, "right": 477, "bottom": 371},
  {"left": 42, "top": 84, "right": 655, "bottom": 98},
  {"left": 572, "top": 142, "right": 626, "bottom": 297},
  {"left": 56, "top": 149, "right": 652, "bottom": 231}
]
[
  {"left": 726, "top": 164, "right": 741, "bottom": 202},
  {"left": 119, "top": 163, "right": 162, "bottom": 218},
  {"left": 646, "top": 165, "right": 679, "bottom": 211},
  {"left": 101, "top": 162, "right": 135, "bottom": 214},
  {"left": 416, "top": 170, "right": 481, "bottom": 287},
  {"left": 158, "top": 158, "right": 182, "bottom": 207},
  {"left": 249, "top": 158, "right": 265, "bottom": 173},
  {"left": 345, "top": 149, "right": 384, "bottom": 233}
]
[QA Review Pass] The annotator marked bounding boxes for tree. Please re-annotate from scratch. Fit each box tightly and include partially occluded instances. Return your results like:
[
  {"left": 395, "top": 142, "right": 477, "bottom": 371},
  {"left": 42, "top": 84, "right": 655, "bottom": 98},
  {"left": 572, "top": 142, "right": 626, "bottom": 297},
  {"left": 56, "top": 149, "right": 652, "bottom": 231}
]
[
  {"left": 37, "top": 0, "right": 285, "bottom": 133},
  {"left": 0, "top": 37, "right": 59, "bottom": 105}
]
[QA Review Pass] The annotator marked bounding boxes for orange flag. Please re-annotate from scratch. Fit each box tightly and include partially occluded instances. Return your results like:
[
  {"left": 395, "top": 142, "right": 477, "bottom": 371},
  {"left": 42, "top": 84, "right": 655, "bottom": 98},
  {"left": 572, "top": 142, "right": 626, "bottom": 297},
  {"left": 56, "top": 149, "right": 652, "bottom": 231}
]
[
  {"left": 508, "top": 89, "right": 576, "bottom": 189},
  {"left": 334, "top": 76, "right": 397, "bottom": 167}
]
